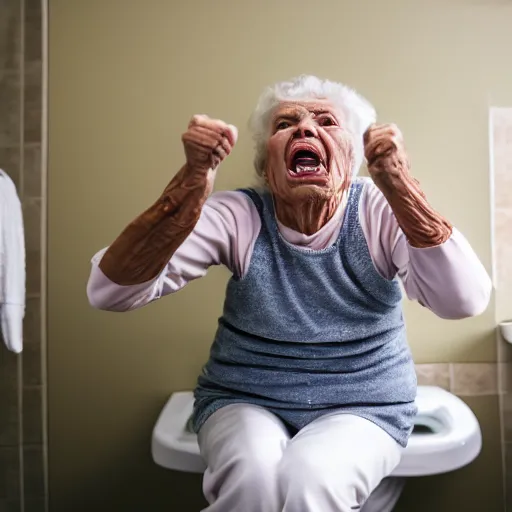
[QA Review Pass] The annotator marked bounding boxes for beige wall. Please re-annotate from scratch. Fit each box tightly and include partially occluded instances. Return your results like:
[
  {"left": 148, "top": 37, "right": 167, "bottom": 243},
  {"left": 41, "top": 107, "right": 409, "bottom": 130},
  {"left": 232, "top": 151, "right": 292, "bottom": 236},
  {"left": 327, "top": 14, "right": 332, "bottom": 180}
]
[{"left": 48, "top": 1, "right": 511, "bottom": 510}]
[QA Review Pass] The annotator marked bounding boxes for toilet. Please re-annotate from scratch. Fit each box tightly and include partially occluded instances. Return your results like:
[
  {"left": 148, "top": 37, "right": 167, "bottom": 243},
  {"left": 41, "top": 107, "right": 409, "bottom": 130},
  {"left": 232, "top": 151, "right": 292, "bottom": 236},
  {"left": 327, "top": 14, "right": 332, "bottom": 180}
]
[{"left": 151, "top": 386, "right": 482, "bottom": 511}]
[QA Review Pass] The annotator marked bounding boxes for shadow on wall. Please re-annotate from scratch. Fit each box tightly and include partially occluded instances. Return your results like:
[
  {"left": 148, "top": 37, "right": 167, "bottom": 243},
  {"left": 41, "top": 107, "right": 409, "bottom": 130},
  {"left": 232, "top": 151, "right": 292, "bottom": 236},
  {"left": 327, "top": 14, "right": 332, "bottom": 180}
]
[{"left": 54, "top": 467, "right": 205, "bottom": 512}]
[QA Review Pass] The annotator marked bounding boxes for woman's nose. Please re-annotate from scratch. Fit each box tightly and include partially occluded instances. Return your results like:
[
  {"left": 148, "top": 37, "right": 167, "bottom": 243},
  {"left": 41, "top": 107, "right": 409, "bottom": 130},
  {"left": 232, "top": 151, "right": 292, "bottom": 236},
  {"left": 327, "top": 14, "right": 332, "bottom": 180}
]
[{"left": 293, "top": 119, "right": 318, "bottom": 139}]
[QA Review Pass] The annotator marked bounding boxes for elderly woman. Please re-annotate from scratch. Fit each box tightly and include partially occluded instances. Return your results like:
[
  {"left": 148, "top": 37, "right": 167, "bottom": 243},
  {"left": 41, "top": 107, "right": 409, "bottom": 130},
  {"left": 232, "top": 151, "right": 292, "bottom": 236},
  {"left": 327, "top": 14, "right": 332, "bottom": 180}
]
[{"left": 87, "top": 75, "right": 491, "bottom": 512}]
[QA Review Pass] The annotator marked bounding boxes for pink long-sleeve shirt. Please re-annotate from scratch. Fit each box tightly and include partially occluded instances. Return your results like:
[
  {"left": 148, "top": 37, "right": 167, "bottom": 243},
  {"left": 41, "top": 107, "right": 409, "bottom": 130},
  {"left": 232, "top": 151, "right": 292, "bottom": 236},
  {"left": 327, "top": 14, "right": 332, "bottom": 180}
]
[{"left": 87, "top": 178, "right": 491, "bottom": 319}]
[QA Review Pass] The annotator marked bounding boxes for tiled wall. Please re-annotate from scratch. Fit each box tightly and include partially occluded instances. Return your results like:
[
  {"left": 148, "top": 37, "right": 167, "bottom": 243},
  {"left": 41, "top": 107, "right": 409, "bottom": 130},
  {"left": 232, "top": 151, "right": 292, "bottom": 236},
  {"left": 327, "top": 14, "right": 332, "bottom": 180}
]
[
  {"left": 416, "top": 363, "right": 498, "bottom": 396},
  {"left": 492, "top": 107, "right": 512, "bottom": 510},
  {"left": 0, "top": 1, "right": 47, "bottom": 511}
]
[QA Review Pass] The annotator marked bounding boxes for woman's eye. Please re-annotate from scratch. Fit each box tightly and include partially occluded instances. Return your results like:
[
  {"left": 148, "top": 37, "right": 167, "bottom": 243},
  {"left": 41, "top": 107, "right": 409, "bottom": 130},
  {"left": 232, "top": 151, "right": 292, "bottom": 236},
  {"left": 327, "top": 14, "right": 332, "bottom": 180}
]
[
  {"left": 276, "top": 121, "right": 290, "bottom": 130},
  {"left": 319, "top": 117, "right": 335, "bottom": 127}
]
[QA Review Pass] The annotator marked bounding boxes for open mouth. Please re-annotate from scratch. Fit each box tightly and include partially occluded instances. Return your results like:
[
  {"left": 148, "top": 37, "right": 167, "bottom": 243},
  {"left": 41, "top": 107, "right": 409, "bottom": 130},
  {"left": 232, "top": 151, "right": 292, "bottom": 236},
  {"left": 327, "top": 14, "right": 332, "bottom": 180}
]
[
  {"left": 292, "top": 150, "right": 321, "bottom": 173},
  {"left": 287, "top": 144, "right": 327, "bottom": 180}
]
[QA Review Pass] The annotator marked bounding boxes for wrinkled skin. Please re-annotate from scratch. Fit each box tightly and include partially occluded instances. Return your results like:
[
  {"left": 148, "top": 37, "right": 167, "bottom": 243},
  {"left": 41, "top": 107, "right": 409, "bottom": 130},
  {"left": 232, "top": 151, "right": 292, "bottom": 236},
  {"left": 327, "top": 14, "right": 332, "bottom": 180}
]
[
  {"left": 364, "top": 123, "right": 452, "bottom": 248},
  {"left": 182, "top": 114, "right": 238, "bottom": 172},
  {"left": 98, "top": 100, "right": 452, "bottom": 286},
  {"left": 265, "top": 102, "right": 452, "bottom": 244},
  {"left": 265, "top": 100, "right": 354, "bottom": 235},
  {"left": 98, "top": 115, "right": 237, "bottom": 285}
]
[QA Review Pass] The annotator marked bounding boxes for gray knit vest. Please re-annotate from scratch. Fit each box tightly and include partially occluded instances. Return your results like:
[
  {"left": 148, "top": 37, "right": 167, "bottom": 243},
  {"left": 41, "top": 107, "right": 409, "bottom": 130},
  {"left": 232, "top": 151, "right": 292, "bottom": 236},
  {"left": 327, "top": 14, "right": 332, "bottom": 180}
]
[{"left": 192, "top": 179, "right": 417, "bottom": 447}]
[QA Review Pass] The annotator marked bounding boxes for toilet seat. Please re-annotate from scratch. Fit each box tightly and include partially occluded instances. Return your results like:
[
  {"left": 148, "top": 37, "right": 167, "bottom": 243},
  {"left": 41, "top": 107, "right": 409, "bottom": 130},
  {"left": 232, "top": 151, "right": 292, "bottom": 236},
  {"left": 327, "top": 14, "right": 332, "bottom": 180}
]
[
  {"left": 152, "top": 391, "right": 205, "bottom": 473},
  {"left": 151, "top": 386, "right": 482, "bottom": 476},
  {"left": 391, "top": 386, "right": 481, "bottom": 476}
]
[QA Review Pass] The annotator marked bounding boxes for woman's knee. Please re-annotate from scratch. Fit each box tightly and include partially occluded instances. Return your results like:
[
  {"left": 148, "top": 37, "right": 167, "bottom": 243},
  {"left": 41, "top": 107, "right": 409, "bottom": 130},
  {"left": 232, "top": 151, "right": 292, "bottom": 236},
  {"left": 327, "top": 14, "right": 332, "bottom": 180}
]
[
  {"left": 203, "top": 451, "right": 280, "bottom": 511},
  {"left": 278, "top": 446, "right": 332, "bottom": 493},
  {"left": 198, "top": 405, "right": 290, "bottom": 510},
  {"left": 277, "top": 445, "right": 369, "bottom": 509},
  {"left": 232, "top": 450, "right": 280, "bottom": 488}
]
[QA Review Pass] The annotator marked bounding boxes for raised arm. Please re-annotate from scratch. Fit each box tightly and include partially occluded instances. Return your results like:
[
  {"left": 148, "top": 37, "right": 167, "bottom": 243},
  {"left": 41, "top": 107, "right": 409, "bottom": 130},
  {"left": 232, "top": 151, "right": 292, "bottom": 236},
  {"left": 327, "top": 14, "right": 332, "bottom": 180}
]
[
  {"left": 87, "top": 115, "right": 245, "bottom": 312},
  {"left": 98, "top": 115, "right": 238, "bottom": 286},
  {"left": 87, "top": 190, "right": 260, "bottom": 312},
  {"left": 362, "top": 124, "right": 491, "bottom": 319}
]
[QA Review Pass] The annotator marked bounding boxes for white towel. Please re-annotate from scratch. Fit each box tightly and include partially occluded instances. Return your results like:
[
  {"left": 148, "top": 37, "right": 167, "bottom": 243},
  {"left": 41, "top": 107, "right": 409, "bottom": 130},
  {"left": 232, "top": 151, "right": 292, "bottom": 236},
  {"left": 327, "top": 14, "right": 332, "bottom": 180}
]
[{"left": 0, "top": 169, "right": 26, "bottom": 353}]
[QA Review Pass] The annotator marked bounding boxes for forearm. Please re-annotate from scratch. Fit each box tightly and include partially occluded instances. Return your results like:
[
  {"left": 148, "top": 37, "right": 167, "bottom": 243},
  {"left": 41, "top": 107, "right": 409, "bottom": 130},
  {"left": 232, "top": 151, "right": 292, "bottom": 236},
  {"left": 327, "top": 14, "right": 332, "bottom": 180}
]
[
  {"left": 98, "top": 164, "right": 215, "bottom": 285},
  {"left": 362, "top": 180, "right": 491, "bottom": 319},
  {"left": 378, "top": 172, "right": 452, "bottom": 248},
  {"left": 365, "top": 124, "right": 452, "bottom": 248}
]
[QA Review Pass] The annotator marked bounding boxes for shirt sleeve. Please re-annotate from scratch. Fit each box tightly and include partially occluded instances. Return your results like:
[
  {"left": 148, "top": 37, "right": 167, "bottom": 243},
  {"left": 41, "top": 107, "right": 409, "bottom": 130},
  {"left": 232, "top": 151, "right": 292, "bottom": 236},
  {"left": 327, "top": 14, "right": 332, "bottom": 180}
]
[
  {"left": 359, "top": 179, "right": 492, "bottom": 319},
  {"left": 86, "top": 190, "right": 260, "bottom": 312}
]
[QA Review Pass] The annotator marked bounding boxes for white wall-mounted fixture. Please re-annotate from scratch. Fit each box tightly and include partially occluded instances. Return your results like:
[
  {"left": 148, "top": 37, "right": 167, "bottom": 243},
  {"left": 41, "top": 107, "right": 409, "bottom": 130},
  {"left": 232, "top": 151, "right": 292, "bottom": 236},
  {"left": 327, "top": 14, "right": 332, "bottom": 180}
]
[{"left": 500, "top": 320, "right": 512, "bottom": 344}]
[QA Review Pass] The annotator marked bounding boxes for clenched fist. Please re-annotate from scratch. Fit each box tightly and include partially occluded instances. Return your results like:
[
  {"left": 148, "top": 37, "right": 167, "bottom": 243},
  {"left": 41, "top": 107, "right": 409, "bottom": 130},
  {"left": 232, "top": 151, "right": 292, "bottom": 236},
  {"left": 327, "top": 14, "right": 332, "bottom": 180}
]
[
  {"left": 363, "top": 123, "right": 411, "bottom": 193},
  {"left": 363, "top": 123, "right": 452, "bottom": 248},
  {"left": 182, "top": 115, "right": 238, "bottom": 172}
]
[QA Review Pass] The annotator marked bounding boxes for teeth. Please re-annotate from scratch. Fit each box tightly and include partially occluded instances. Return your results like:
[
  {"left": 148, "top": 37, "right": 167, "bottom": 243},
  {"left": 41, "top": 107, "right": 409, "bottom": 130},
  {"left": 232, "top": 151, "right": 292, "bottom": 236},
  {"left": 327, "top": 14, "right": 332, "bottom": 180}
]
[{"left": 295, "top": 165, "right": 318, "bottom": 173}]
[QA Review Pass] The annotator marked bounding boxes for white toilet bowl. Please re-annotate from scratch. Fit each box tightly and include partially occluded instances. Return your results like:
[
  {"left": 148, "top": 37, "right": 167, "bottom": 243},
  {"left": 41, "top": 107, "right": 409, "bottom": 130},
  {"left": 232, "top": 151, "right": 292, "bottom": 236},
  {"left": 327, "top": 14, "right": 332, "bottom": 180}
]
[{"left": 151, "top": 386, "right": 482, "bottom": 511}]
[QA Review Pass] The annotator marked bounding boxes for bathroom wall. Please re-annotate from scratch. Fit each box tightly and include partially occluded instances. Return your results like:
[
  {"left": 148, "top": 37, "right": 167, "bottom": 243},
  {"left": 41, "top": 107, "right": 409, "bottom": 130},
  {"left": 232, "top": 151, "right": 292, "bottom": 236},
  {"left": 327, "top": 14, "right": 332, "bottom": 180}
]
[
  {"left": 0, "top": 0, "right": 47, "bottom": 511},
  {"left": 492, "top": 108, "right": 512, "bottom": 509},
  {"left": 48, "top": 1, "right": 511, "bottom": 511}
]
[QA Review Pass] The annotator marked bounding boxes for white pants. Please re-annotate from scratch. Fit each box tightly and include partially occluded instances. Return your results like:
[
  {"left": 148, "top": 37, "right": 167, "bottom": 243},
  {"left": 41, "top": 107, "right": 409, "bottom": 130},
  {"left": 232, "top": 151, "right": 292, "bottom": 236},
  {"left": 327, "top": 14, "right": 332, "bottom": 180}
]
[{"left": 198, "top": 404, "right": 402, "bottom": 512}]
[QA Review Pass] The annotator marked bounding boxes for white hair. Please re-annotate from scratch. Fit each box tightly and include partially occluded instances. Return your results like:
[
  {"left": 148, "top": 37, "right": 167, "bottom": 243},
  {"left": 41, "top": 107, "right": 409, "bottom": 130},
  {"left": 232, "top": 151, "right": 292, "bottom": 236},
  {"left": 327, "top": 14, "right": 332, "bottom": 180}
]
[{"left": 248, "top": 75, "right": 376, "bottom": 179}]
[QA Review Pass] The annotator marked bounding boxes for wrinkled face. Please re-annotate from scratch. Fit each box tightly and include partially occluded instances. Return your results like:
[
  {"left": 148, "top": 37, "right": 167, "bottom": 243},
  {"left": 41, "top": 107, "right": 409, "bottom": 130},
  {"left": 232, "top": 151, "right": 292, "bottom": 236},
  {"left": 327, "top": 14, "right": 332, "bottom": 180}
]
[{"left": 265, "top": 99, "right": 354, "bottom": 202}]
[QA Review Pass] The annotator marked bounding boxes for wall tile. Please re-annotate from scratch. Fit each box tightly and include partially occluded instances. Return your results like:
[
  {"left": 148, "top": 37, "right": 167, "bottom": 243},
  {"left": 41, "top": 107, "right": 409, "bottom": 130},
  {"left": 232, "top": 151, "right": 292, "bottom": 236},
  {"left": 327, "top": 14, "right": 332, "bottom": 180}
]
[
  {"left": 506, "top": 443, "right": 512, "bottom": 509},
  {"left": 25, "top": 499, "right": 46, "bottom": 512},
  {"left": 0, "top": 347, "right": 19, "bottom": 397},
  {"left": 0, "top": 148, "right": 20, "bottom": 191},
  {"left": 0, "top": 345, "right": 20, "bottom": 447},
  {"left": 495, "top": 208, "right": 512, "bottom": 291},
  {"left": 24, "top": 145, "right": 41, "bottom": 198},
  {"left": 1, "top": 0, "right": 46, "bottom": 509},
  {"left": 0, "top": 383, "right": 19, "bottom": 447},
  {"left": 24, "top": 63, "right": 42, "bottom": 145},
  {"left": 0, "top": 447, "right": 20, "bottom": 501},
  {"left": 415, "top": 363, "right": 450, "bottom": 389},
  {"left": 498, "top": 330, "right": 512, "bottom": 364},
  {"left": 23, "top": 446, "right": 45, "bottom": 498},
  {"left": 0, "top": 0, "right": 21, "bottom": 72},
  {"left": 0, "top": 71, "right": 21, "bottom": 147},
  {"left": 450, "top": 363, "right": 498, "bottom": 396},
  {"left": 23, "top": 343, "right": 42, "bottom": 387},
  {"left": 23, "top": 198, "right": 41, "bottom": 253},
  {"left": 500, "top": 362, "right": 512, "bottom": 394},
  {"left": 492, "top": 108, "right": 512, "bottom": 210},
  {"left": 26, "top": 250, "right": 41, "bottom": 296},
  {"left": 23, "top": 387, "right": 43, "bottom": 445},
  {"left": 0, "top": 500, "right": 22, "bottom": 512},
  {"left": 503, "top": 393, "right": 512, "bottom": 443},
  {"left": 0, "top": 406, "right": 19, "bottom": 448},
  {"left": 25, "top": 0, "right": 42, "bottom": 65},
  {"left": 24, "top": 298, "right": 41, "bottom": 345}
]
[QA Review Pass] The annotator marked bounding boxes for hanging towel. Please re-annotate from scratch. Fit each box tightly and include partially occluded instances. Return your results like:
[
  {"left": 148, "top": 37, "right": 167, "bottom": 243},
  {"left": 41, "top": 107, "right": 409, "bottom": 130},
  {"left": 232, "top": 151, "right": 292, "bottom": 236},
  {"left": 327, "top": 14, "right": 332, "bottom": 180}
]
[{"left": 0, "top": 169, "right": 26, "bottom": 353}]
